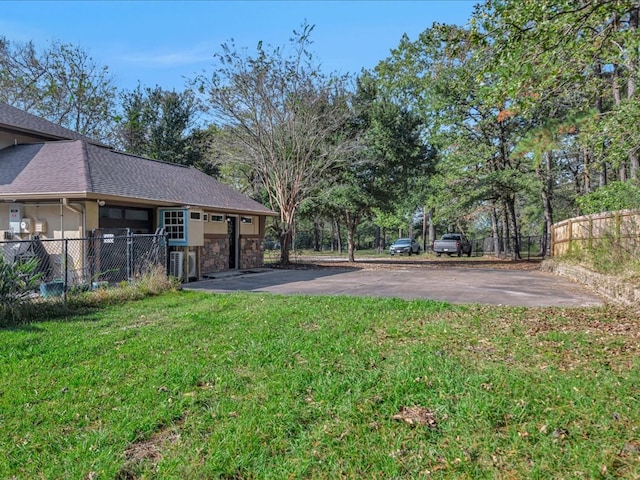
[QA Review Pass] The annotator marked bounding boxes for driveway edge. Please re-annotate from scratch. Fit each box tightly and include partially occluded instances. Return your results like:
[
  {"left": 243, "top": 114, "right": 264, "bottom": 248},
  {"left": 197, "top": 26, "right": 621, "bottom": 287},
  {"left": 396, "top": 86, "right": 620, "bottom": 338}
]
[{"left": 542, "top": 260, "right": 640, "bottom": 307}]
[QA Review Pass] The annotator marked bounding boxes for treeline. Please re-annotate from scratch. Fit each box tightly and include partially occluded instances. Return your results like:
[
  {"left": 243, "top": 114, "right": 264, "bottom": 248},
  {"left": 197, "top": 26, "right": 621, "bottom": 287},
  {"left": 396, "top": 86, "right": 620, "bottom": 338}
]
[
  {"left": 3, "top": 2, "right": 640, "bottom": 262},
  {"left": 374, "top": 0, "right": 640, "bottom": 257}
]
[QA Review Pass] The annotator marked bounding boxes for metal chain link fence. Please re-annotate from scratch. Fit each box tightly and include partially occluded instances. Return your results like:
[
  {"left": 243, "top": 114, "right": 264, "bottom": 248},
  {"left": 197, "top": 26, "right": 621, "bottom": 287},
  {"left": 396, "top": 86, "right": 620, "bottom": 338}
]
[
  {"left": 0, "top": 231, "right": 168, "bottom": 298},
  {"left": 289, "top": 231, "right": 547, "bottom": 260},
  {"left": 469, "top": 235, "right": 546, "bottom": 260}
]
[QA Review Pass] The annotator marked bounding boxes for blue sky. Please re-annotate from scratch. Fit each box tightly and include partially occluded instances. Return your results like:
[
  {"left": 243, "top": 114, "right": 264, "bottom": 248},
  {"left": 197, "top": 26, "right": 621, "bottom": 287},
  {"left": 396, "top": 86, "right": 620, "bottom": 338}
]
[{"left": 2, "top": 1, "right": 477, "bottom": 92}]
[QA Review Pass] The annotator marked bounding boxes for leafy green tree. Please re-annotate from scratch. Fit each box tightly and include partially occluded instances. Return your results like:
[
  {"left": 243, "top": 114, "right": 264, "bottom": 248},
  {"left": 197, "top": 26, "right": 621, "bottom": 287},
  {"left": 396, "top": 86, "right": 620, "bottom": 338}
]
[
  {"left": 320, "top": 73, "right": 432, "bottom": 262},
  {"left": 512, "top": 117, "right": 576, "bottom": 253},
  {"left": 475, "top": 0, "right": 640, "bottom": 182},
  {"left": 376, "top": 24, "right": 531, "bottom": 257},
  {"left": 116, "top": 85, "right": 216, "bottom": 174},
  {"left": 297, "top": 196, "right": 335, "bottom": 252},
  {"left": 372, "top": 208, "right": 406, "bottom": 248},
  {"left": 194, "top": 23, "right": 351, "bottom": 264},
  {"left": 0, "top": 37, "right": 117, "bottom": 142}
]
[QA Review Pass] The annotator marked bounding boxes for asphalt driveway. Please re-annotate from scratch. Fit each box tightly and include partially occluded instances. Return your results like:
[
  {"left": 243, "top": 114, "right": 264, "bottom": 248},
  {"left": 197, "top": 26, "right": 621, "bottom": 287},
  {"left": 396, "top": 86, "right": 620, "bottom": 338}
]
[{"left": 184, "top": 261, "right": 605, "bottom": 307}]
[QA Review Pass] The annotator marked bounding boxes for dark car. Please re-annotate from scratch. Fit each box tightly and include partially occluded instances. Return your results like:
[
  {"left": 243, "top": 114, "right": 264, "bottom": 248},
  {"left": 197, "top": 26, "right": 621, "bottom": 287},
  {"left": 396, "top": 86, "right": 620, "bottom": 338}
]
[{"left": 389, "top": 238, "right": 421, "bottom": 256}]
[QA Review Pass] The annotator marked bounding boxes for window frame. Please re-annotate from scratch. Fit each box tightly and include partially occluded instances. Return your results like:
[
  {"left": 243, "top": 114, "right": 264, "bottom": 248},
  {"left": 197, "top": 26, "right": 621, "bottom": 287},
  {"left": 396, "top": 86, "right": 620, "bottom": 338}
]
[{"left": 160, "top": 209, "right": 188, "bottom": 246}]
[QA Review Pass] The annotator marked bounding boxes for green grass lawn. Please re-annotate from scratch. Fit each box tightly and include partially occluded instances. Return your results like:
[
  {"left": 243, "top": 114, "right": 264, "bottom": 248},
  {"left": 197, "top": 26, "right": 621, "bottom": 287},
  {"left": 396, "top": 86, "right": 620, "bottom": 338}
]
[{"left": 1, "top": 291, "right": 639, "bottom": 479}]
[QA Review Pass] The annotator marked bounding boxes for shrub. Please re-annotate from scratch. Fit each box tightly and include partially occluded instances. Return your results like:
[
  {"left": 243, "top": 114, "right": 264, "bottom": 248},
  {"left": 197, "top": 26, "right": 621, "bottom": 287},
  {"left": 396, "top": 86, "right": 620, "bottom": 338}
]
[
  {"left": 1, "top": 264, "right": 177, "bottom": 327},
  {"left": 67, "top": 265, "right": 179, "bottom": 307},
  {"left": 0, "top": 255, "right": 42, "bottom": 322},
  {"left": 576, "top": 181, "right": 640, "bottom": 215}
]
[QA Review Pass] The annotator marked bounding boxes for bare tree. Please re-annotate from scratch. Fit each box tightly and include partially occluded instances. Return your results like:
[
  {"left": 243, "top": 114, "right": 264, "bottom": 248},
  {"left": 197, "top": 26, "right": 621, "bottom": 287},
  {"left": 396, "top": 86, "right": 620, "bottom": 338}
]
[
  {"left": 0, "top": 37, "right": 117, "bottom": 142},
  {"left": 194, "top": 24, "right": 351, "bottom": 264}
]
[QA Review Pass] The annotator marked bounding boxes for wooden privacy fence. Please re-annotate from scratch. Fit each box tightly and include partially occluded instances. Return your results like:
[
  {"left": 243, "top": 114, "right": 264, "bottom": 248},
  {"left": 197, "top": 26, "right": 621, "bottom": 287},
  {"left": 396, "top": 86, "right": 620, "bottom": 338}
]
[{"left": 551, "top": 209, "right": 640, "bottom": 256}]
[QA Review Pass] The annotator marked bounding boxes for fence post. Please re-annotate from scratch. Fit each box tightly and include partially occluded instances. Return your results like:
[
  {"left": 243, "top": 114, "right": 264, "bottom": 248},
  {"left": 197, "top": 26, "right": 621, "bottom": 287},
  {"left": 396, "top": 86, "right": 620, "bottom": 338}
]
[
  {"left": 63, "top": 238, "right": 68, "bottom": 301},
  {"left": 126, "top": 230, "right": 133, "bottom": 282}
]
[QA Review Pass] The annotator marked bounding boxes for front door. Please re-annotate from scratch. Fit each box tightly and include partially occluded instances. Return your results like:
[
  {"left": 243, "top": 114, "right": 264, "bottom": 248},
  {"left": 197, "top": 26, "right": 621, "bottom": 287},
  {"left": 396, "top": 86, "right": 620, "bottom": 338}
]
[{"left": 227, "top": 216, "right": 237, "bottom": 269}]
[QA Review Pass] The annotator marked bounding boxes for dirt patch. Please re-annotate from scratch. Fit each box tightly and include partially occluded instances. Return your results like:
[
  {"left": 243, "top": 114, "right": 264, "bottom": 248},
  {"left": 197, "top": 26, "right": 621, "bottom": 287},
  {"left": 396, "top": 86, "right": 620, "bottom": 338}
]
[
  {"left": 392, "top": 406, "right": 439, "bottom": 428},
  {"left": 117, "top": 420, "right": 183, "bottom": 479}
]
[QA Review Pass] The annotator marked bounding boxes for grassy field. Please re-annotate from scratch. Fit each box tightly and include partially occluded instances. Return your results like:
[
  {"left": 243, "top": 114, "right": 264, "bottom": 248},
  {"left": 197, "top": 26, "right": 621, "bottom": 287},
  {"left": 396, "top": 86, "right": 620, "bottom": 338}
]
[{"left": 1, "top": 291, "right": 639, "bottom": 479}]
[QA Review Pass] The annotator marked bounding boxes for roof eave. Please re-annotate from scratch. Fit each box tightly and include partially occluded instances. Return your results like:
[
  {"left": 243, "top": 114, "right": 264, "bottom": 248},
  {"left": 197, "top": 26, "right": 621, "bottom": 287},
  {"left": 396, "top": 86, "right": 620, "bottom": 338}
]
[{"left": 0, "top": 192, "right": 278, "bottom": 216}]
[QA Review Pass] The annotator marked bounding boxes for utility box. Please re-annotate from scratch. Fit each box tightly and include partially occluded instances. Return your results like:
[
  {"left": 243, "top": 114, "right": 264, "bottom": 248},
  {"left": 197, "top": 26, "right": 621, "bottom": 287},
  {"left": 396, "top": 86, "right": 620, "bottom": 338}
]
[
  {"left": 9, "top": 204, "right": 23, "bottom": 233},
  {"left": 35, "top": 219, "right": 48, "bottom": 234},
  {"left": 20, "top": 218, "right": 34, "bottom": 234}
]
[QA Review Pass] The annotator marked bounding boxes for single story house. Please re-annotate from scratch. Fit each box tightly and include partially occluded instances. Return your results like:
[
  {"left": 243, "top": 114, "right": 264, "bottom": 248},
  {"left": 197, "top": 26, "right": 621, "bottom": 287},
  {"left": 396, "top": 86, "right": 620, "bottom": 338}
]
[{"left": 0, "top": 102, "right": 276, "bottom": 281}]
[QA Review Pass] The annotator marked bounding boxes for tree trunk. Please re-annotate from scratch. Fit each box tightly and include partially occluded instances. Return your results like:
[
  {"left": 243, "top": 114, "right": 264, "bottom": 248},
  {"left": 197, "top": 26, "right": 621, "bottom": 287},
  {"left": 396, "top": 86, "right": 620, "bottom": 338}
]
[
  {"left": 345, "top": 210, "right": 359, "bottom": 263},
  {"left": 599, "top": 160, "right": 608, "bottom": 187},
  {"left": 583, "top": 148, "right": 591, "bottom": 193},
  {"left": 312, "top": 217, "right": 321, "bottom": 252},
  {"left": 279, "top": 227, "right": 292, "bottom": 264},
  {"left": 491, "top": 204, "right": 500, "bottom": 256},
  {"left": 594, "top": 64, "right": 607, "bottom": 189},
  {"left": 612, "top": 62, "right": 628, "bottom": 181},
  {"left": 505, "top": 196, "right": 521, "bottom": 260},
  {"left": 628, "top": 5, "right": 639, "bottom": 179},
  {"left": 612, "top": 63, "right": 622, "bottom": 105},
  {"left": 538, "top": 151, "right": 554, "bottom": 257},
  {"left": 428, "top": 208, "right": 436, "bottom": 252},
  {"left": 630, "top": 152, "right": 639, "bottom": 181},
  {"left": 422, "top": 206, "right": 427, "bottom": 252},
  {"left": 278, "top": 206, "right": 297, "bottom": 265},
  {"left": 330, "top": 218, "right": 336, "bottom": 252},
  {"left": 501, "top": 205, "right": 510, "bottom": 257}
]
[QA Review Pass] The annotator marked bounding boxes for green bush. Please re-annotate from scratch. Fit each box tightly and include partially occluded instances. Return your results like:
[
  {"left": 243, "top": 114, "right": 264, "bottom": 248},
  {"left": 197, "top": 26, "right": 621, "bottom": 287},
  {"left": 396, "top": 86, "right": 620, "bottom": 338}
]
[
  {"left": 0, "top": 255, "right": 42, "bottom": 321},
  {"left": 576, "top": 181, "right": 640, "bottom": 215}
]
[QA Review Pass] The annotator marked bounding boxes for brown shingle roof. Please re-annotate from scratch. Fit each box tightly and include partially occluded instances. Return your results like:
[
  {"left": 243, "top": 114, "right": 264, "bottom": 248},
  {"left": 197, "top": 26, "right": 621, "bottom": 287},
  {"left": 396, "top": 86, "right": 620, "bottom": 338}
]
[
  {"left": 0, "top": 103, "right": 109, "bottom": 147},
  {"left": 0, "top": 141, "right": 275, "bottom": 215}
]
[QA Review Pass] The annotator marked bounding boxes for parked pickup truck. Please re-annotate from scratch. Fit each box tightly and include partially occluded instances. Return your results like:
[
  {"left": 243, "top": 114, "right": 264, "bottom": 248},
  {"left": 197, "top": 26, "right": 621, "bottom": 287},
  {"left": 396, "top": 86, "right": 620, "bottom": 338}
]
[{"left": 432, "top": 233, "right": 472, "bottom": 257}]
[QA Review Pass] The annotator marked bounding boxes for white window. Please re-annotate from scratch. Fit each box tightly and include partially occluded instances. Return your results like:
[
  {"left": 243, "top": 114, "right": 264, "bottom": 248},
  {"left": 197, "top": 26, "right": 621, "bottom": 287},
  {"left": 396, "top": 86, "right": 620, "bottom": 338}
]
[
  {"left": 210, "top": 214, "right": 224, "bottom": 223},
  {"left": 241, "top": 216, "right": 253, "bottom": 224},
  {"left": 163, "top": 210, "right": 185, "bottom": 242}
]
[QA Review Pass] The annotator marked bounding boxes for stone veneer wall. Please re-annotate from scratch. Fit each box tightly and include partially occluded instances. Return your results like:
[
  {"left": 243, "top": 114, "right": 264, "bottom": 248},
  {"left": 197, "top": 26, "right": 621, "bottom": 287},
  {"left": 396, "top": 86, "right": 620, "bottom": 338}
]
[
  {"left": 240, "top": 237, "right": 264, "bottom": 269},
  {"left": 201, "top": 235, "right": 264, "bottom": 274},
  {"left": 202, "top": 236, "right": 228, "bottom": 274},
  {"left": 542, "top": 259, "right": 640, "bottom": 307}
]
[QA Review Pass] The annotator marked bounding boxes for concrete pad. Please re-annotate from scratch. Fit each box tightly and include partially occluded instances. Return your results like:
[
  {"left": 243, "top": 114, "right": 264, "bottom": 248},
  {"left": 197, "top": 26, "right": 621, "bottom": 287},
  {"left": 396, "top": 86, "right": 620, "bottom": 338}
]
[{"left": 184, "top": 265, "right": 605, "bottom": 307}]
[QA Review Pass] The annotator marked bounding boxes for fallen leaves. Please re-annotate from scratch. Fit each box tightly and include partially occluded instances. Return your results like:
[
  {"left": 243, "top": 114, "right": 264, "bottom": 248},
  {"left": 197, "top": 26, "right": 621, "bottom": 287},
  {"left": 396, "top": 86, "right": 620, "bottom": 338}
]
[{"left": 392, "top": 406, "right": 439, "bottom": 428}]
